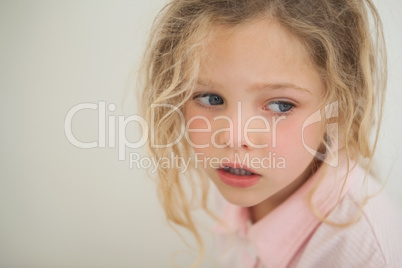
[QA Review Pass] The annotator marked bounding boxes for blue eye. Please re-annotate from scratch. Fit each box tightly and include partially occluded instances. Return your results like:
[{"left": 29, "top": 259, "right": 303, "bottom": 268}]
[
  {"left": 266, "top": 101, "right": 294, "bottom": 113},
  {"left": 197, "top": 94, "right": 224, "bottom": 106}
]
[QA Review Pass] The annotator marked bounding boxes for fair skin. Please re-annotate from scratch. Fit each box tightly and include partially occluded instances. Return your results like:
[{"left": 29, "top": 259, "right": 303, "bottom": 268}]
[{"left": 185, "top": 20, "right": 325, "bottom": 223}]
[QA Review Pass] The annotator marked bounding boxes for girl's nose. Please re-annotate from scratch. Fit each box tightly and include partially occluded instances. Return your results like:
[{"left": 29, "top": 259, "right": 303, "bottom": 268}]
[
  {"left": 217, "top": 123, "right": 250, "bottom": 149},
  {"left": 215, "top": 102, "right": 269, "bottom": 149}
]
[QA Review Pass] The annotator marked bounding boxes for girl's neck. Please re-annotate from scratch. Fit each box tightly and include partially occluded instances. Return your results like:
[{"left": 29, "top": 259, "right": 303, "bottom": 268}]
[{"left": 249, "top": 159, "right": 321, "bottom": 223}]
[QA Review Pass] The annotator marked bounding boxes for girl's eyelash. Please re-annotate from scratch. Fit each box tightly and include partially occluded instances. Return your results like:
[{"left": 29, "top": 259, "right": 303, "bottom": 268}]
[
  {"left": 191, "top": 93, "right": 296, "bottom": 115},
  {"left": 263, "top": 100, "right": 296, "bottom": 116},
  {"left": 195, "top": 100, "right": 215, "bottom": 110},
  {"left": 276, "top": 109, "right": 294, "bottom": 116},
  {"left": 192, "top": 92, "right": 224, "bottom": 109},
  {"left": 192, "top": 92, "right": 207, "bottom": 99},
  {"left": 192, "top": 92, "right": 218, "bottom": 99}
]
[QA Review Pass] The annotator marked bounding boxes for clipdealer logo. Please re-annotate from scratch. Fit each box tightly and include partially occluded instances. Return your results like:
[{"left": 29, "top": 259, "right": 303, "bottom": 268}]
[{"left": 64, "top": 101, "right": 338, "bottom": 167}]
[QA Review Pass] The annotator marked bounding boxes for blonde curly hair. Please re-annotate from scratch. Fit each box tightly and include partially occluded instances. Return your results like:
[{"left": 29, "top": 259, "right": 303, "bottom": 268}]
[{"left": 138, "top": 0, "right": 387, "bottom": 266}]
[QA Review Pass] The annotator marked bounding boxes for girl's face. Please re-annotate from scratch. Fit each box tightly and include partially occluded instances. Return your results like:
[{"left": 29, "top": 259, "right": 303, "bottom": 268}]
[{"left": 184, "top": 20, "right": 325, "bottom": 209}]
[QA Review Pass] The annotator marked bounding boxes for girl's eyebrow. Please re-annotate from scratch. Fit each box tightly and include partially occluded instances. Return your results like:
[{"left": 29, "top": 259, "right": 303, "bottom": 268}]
[
  {"left": 248, "top": 82, "right": 313, "bottom": 95},
  {"left": 196, "top": 80, "right": 312, "bottom": 95},
  {"left": 196, "top": 80, "right": 213, "bottom": 87}
]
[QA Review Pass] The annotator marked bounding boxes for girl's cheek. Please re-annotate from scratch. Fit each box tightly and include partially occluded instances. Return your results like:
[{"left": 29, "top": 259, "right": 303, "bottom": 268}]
[
  {"left": 299, "top": 118, "right": 325, "bottom": 151},
  {"left": 268, "top": 115, "right": 320, "bottom": 153},
  {"left": 185, "top": 115, "right": 213, "bottom": 152}
]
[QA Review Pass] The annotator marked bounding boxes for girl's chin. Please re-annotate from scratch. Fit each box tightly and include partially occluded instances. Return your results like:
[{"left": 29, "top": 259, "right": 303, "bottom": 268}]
[{"left": 216, "top": 188, "right": 268, "bottom": 208}]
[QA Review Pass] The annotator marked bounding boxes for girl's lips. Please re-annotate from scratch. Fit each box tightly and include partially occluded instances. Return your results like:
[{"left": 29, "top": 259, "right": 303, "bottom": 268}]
[
  {"left": 217, "top": 168, "right": 261, "bottom": 188},
  {"left": 218, "top": 162, "right": 260, "bottom": 175}
]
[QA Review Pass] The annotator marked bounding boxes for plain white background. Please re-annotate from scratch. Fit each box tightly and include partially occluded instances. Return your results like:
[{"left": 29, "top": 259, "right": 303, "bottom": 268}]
[{"left": 0, "top": 1, "right": 401, "bottom": 267}]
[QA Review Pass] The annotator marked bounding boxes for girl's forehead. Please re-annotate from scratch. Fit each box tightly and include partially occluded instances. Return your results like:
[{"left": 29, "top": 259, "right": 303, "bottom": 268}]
[
  {"left": 201, "top": 20, "right": 314, "bottom": 69},
  {"left": 195, "top": 19, "right": 324, "bottom": 98}
]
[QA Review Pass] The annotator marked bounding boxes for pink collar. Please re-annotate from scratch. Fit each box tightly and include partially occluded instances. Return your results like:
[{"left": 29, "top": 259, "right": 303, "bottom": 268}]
[{"left": 215, "top": 156, "right": 358, "bottom": 267}]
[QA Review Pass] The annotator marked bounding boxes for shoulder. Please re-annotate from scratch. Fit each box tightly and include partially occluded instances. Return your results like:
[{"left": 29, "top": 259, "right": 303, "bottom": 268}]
[{"left": 293, "top": 167, "right": 402, "bottom": 267}]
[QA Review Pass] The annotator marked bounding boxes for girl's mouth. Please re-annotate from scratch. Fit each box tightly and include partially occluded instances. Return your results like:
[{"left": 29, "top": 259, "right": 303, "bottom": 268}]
[
  {"left": 217, "top": 165, "right": 261, "bottom": 188},
  {"left": 221, "top": 166, "right": 255, "bottom": 176}
]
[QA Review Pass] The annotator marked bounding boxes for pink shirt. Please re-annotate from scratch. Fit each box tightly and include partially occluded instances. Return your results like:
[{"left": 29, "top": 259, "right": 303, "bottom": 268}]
[{"left": 213, "top": 158, "right": 402, "bottom": 267}]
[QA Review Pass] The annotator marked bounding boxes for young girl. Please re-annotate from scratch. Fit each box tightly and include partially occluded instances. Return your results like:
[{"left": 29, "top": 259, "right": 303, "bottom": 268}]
[{"left": 139, "top": 0, "right": 402, "bottom": 267}]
